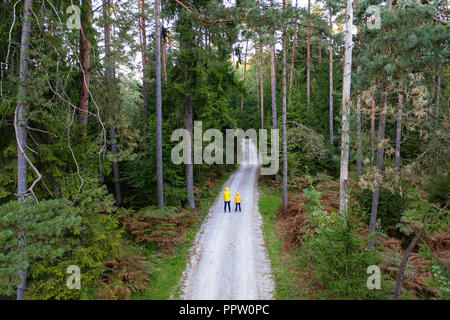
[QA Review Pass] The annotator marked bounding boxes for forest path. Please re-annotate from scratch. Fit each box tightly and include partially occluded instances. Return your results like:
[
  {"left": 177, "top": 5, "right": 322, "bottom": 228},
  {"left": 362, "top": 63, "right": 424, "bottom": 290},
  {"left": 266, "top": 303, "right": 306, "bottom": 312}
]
[{"left": 180, "top": 139, "right": 274, "bottom": 300}]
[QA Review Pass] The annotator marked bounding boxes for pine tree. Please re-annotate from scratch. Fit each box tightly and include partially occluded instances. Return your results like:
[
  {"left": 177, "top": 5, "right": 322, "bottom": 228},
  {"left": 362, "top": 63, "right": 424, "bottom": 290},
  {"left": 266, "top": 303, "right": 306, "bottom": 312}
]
[
  {"left": 269, "top": 0, "right": 277, "bottom": 132},
  {"left": 282, "top": 0, "right": 288, "bottom": 211},
  {"left": 328, "top": 7, "right": 334, "bottom": 145},
  {"left": 15, "top": 0, "right": 34, "bottom": 300},
  {"left": 155, "top": 0, "right": 165, "bottom": 210},
  {"left": 140, "top": 0, "right": 149, "bottom": 120},
  {"left": 78, "top": 0, "right": 92, "bottom": 137},
  {"left": 103, "top": 0, "right": 122, "bottom": 205},
  {"left": 240, "top": 38, "right": 249, "bottom": 114},
  {"left": 288, "top": 0, "right": 298, "bottom": 107},
  {"left": 306, "top": 0, "right": 312, "bottom": 108},
  {"left": 395, "top": 94, "right": 403, "bottom": 171}
]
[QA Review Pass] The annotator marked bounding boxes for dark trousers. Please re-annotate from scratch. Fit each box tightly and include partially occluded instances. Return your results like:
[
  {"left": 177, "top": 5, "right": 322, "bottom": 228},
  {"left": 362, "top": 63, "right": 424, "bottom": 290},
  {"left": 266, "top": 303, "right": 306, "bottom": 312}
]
[
  {"left": 235, "top": 203, "right": 241, "bottom": 212},
  {"left": 224, "top": 201, "right": 231, "bottom": 212}
]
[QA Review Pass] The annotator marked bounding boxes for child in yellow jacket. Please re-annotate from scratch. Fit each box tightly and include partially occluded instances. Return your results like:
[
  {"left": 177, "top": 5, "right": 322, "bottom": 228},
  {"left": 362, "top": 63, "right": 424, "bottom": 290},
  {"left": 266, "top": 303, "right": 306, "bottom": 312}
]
[{"left": 234, "top": 192, "right": 242, "bottom": 212}]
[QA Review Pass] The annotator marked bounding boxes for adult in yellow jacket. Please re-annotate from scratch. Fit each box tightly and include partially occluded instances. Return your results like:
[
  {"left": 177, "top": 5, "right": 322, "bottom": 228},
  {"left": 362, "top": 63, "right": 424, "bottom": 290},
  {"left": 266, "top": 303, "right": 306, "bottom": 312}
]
[
  {"left": 223, "top": 187, "right": 231, "bottom": 212},
  {"left": 234, "top": 192, "right": 242, "bottom": 212}
]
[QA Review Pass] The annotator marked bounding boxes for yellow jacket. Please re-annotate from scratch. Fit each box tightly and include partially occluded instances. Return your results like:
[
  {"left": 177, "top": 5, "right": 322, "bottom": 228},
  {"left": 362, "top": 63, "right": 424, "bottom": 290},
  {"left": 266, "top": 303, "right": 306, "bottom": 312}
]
[
  {"left": 234, "top": 193, "right": 242, "bottom": 204},
  {"left": 223, "top": 187, "right": 231, "bottom": 202}
]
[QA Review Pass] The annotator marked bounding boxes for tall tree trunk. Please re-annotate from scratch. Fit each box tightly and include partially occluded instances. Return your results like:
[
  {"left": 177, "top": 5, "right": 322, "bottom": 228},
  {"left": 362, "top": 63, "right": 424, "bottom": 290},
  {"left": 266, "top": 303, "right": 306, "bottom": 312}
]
[
  {"left": 256, "top": 52, "right": 260, "bottom": 114},
  {"left": 161, "top": 2, "right": 168, "bottom": 84},
  {"left": 436, "top": 74, "right": 441, "bottom": 115},
  {"left": 162, "top": 26, "right": 168, "bottom": 84},
  {"left": 258, "top": 0, "right": 264, "bottom": 129},
  {"left": 185, "top": 93, "right": 195, "bottom": 209},
  {"left": 369, "top": 2, "right": 393, "bottom": 246},
  {"left": 288, "top": 0, "right": 298, "bottom": 106},
  {"left": 110, "top": 125, "right": 122, "bottom": 204},
  {"left": 16, "top": 0, "right": 33, "bottom": 300},
  {"left": 318, "top": 46, "right": 321, "bottom": 65},
  {"left": 339, "top": 0, "right": 353, "bottom": 215},
  {"left": 368, "top": 83, "right": 387, "bottom": 249},
  {"left": 270, "top": 44, "right": 277, "bottom": 129},
  {"left": 232, "top": 50, "right": 236, "bottom": 70},
  {"left": 394, "top": 225, "right": 425, "bottom": 299},
  {"left": 259, "top": 43, "right": 264, "bottom": 129},
  {"left": 355, "top": 0, "right": 363, "bottom": 177},
  {"left": 240, "top": 39, "right": 249, "bottom": 114},
  {"left": 78, "top": 0, "right": 92, "bottom": 137},
  {"left": 269, "top": 1, "right": 277, "bottom": 130},
  {"left": 140, "top": 0, "right": 149, "bottom": 119},
  {"left": 282, "top": 0, "right": 288, "bottom": 211},
  {"left": 155, "top": 0, "right": 165, "bottom": 210},
  {"left": 356, "top": 92, "right": 362, "bottom": 177},
  {"left": 104, "top": 0, "right": 122, "bottom": 205},
  {"left": 328, "top": 9, "right": 333, "bottom": 145},
  {"left": 395, "top": 94, "right": 403, "bottom": 172},
  {"left": 370, "top": 96, "right": 376, "bottom": 161},
  {"left": 306, "top": 0, "right": 311, "bottom": 108},
  {"left": 269, "top": 0, "right": 279, "bottom": 182}
]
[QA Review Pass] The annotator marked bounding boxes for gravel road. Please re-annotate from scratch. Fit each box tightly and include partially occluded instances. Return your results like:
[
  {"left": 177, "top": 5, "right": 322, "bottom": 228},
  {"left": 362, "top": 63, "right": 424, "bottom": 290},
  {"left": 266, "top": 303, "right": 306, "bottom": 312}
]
[{"left": 180, "top": 139, "right": 274, "bottom": 300}]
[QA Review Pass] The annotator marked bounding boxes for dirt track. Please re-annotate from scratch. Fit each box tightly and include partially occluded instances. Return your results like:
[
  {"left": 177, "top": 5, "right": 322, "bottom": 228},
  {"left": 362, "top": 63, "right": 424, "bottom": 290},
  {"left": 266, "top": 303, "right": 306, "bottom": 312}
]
[{"left": 180, "top": 140, "right": 274, "bottom": 300}]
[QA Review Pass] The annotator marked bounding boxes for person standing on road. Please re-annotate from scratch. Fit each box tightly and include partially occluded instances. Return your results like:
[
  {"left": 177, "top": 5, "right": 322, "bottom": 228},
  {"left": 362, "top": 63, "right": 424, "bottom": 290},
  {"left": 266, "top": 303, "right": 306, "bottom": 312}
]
[
  {"left": 234, "top": 192, "right": 242, "bottom": 212},
  {"left": 223, "top": 187, "right": 231, "bottom": 212}
]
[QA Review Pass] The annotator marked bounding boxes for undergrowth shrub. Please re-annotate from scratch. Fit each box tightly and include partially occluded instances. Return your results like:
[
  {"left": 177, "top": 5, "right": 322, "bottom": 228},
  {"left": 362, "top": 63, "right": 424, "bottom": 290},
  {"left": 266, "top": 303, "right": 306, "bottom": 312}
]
[
  {"left": 0, "top": 198, "right": 82, "bottom": 298},
  {"left": 298, "top": 185, "right": 389, "bottom": 299},
  {"left": 120, "top": 207, "right": 197, "bottom": 252},
  {"left": 0, "top": 186, "right": 150, "bottom": 299},
  {"left": 356, "top": 187, "right": 408, "bottom": 231},
  {"left": 426, "top": 171, "right": 449, "bottom": 208},
  {"left": 428, "top": 264, "right": 450, "bottom": 299},
  {"left": 286, "top": 125, "right": 338, "bottom": 178},
  {"left": 97, "top": 248, "right": 151, "bottom": 300}
]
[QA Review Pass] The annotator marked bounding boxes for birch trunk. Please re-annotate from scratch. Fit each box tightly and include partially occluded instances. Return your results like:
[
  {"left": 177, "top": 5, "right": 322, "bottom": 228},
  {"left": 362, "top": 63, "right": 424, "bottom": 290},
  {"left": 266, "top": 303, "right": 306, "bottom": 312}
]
[
  {"left": 339, "top": 0, "right": 353, "bottom": 215},
  {"left": 155, "top": 0, "right": 165, "bottom": 209},
  {"left": 16, "top": 0, "right": 33, "bottom": 300}
]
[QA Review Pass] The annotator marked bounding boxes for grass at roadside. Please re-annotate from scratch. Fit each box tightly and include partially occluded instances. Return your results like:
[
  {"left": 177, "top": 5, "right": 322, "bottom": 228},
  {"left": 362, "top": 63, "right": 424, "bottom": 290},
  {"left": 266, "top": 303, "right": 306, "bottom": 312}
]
[
  {"left": 133, "top": 169, "right": 235, "bottom": 300},
  {"left": 258, "top": 180, "right": 309, "bottom": 300}
]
